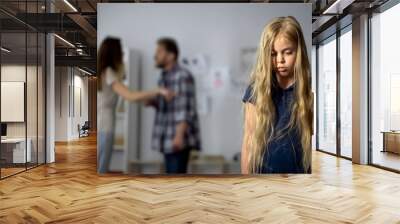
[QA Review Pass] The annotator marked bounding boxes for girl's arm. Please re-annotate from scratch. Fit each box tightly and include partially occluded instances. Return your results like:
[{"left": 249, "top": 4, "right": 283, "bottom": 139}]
[
  {"left": 112, "top": 81, "right": 174, "bottom": 102},
  {"left": 241, "top": 103, "right": 256, "bottom": 174}
]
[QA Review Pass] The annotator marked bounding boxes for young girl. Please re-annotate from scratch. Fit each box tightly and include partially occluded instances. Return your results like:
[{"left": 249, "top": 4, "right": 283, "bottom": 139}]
[
  {"left": 241, "top": 16, "right": 313, "bottom": 174},
  {"left": 97, "top": 37, "right": 174, "bottom": 173}
]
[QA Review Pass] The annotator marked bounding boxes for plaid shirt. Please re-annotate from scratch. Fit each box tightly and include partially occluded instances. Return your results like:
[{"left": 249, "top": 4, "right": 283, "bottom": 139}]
[{"left": 151, "top": 64, "right": 201, "bottom": 154}]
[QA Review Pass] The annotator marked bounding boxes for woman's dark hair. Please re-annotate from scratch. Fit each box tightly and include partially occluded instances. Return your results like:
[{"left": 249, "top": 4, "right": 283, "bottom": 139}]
[
  {"left": 157, "top": 37, "right": 179, "bottom": 60},
  {"left": 97, "top": 37, "right": 123, "bottom": 90}
]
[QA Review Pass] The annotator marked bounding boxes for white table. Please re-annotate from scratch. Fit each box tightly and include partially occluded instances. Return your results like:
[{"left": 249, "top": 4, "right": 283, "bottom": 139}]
[{"left": 1, "top": 138, "right": 31, "bottom": 163}]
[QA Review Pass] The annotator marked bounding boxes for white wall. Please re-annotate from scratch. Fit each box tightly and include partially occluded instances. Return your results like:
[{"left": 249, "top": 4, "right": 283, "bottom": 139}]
[
  {"left": 1, "top": 65, "right": 38, "bottom": 137},
  {"left": 98, "top": 3, "right": 312, "bottom": 161},
  {"left": 55, "top": 67, "right": 89, "bottom": 141},
  {"left": 71, "top": 73, "right": 89, "bottom": 138},
  {"left": 1, "top": 64, "right": 46, "bottom": 164},
  {"left": 1, "top": 66, "right": 26, "bottom": 137},
  {"left": 55, "top": 67, "right": 68, "bottom": 141}
]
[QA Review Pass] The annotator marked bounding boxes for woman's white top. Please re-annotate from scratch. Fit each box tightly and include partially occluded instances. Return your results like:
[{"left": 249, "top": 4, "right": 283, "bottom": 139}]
[{"left": 97, "top": 67, "right": 120, "bottom": 133}]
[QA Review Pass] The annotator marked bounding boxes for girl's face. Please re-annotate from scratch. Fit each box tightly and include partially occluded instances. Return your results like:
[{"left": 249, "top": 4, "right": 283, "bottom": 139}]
[{"left": 271, "top": 34, "right": 297, "bottom": 78}]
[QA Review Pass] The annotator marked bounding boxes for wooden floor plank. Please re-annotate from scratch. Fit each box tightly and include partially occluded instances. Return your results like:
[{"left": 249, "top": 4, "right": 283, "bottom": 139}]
[{"left": 0, "top": 134, "right": 399, "bottom": 223}]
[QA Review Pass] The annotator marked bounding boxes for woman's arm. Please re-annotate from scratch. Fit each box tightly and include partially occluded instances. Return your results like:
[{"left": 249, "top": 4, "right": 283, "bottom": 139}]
[
  {"left": 111, "top": 81, "right": 173, "bottom": 102},
  {"left": 241, "top": 103, "right": 256, "bottom": 174}
]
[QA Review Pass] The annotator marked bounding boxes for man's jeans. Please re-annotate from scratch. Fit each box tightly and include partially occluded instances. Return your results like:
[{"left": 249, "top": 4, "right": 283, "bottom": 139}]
[{"left": 164, "top": 147, "right": 191, "bottom": 174}]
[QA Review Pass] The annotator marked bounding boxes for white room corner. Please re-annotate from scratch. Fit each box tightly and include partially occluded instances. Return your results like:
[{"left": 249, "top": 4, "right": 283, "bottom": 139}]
[{"left": 54, "top": 67, "right": 89, "bottom": 142}]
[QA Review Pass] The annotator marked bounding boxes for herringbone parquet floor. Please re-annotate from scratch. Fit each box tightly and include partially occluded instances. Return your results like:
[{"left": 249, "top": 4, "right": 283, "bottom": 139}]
[{"left": 1, "top": 134, "right": 400, "bottom": 223}]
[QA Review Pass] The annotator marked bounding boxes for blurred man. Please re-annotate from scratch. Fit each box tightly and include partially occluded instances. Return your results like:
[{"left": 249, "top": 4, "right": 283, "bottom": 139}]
[{"left": 148, "top": 37, "right": 201, "bottom": 174}]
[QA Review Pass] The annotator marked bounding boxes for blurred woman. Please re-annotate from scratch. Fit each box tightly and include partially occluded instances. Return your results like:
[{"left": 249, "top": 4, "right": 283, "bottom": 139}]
[
  {"left": 97, "top": 37, "right": 174, "bottom": 174},
  {"left": 241, "top": 16, "right": 313, "bottom": 174}
]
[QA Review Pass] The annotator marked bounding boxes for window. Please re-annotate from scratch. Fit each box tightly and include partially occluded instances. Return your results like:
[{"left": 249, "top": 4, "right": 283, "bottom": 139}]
[
  {"left": 339, "top": 26, "right": 352, "bottom": 158},
  {"left": 0, "top": 1, "right": 47, "bottom": 179},
  {"left": 317, "top": 35, "right": 337, "bottom": 154},
  {"left": 312, "top": 45, "right": 317, "bottom": 150},
  {"left": 370, "top": 2, "right": 400, "bottom": 171}
]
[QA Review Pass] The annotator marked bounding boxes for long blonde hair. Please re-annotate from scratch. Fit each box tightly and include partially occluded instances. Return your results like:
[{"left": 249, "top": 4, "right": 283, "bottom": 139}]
[{"left": 247, "top": 16, "right": 313, "bottom": 173}]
